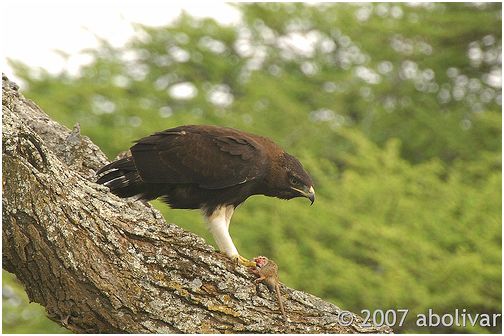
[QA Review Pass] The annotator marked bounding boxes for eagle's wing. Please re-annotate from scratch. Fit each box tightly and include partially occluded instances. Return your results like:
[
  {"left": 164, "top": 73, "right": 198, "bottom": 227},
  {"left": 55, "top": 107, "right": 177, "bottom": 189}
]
[{"left": 130, "top": 126, "right": 268, "bottom": 189}]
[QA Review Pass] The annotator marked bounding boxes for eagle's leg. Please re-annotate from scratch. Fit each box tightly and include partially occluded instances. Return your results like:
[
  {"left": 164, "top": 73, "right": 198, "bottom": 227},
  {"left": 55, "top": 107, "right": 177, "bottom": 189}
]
[{"left": 205, "top": 205, "right": 256, "bottom": 267}]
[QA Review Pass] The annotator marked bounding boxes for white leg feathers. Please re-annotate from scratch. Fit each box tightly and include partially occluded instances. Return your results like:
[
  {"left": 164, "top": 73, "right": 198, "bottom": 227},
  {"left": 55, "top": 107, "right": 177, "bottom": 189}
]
[
  {"left": 205, "top": 205, "right": 238, "bottom": 258},
  {"left": 225, "top": 206, "right": 234, "bottom": 230}
]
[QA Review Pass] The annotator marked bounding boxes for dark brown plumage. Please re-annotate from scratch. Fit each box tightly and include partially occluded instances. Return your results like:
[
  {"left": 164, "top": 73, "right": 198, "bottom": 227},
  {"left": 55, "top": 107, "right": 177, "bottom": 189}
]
[{"left": 97, "top": 125, "right": 315, "bottom": 265}]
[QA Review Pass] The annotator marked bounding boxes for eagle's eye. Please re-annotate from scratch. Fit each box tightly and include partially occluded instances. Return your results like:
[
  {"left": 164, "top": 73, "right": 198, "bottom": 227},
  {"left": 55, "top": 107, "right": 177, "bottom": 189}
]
[{"left": 289, "top": 176, "right": 301, "bottom": 186}]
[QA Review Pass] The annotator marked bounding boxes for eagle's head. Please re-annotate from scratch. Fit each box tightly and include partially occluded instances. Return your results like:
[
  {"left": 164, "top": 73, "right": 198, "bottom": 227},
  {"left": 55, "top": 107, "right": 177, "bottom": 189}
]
[{"left": 273, "top": 152, "right": 315, "bottom": 204}]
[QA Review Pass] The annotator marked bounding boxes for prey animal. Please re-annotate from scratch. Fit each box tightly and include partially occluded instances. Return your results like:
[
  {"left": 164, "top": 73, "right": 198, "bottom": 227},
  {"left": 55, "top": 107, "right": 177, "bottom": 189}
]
[
  {"left": 250, "top": 256, "right": 286, "bottom": 320},
  {"left": 96, "top": 125, "right": 315, "bottom": 266}
]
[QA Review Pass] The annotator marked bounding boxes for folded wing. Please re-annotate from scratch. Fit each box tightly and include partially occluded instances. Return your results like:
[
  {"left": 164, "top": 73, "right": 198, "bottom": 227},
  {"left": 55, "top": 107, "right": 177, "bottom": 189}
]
[{"left": 130, "top": 125, "right": 268, "bottom": 189}]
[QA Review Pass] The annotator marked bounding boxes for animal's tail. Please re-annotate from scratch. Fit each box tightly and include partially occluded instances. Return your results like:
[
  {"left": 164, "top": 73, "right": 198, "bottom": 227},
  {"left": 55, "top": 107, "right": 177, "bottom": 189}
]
[
  {"left": 275, "top": 284, "right": 287, "bottom": 320},
  {"left": 96, "top": 157, "right": 148, "bottom": 199}
]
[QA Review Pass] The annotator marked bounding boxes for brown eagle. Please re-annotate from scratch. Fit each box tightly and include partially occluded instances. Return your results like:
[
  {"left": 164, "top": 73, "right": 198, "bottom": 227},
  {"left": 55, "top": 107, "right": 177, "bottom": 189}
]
[{"left": 96, "top": 125, "right": 315, "bottom": 266}]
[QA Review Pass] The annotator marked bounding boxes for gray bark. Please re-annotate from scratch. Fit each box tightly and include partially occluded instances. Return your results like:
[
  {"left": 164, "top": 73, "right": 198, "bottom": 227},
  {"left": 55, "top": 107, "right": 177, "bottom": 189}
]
[{"left": 2, "top": 74, "right": 392, "bottom": 333}]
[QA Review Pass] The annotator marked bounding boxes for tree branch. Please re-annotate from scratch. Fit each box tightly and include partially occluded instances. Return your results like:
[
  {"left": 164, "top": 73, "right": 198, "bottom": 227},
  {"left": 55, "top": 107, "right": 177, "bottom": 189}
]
[{"left": 2, "top": 74, "right": 391, "bottom": 333}]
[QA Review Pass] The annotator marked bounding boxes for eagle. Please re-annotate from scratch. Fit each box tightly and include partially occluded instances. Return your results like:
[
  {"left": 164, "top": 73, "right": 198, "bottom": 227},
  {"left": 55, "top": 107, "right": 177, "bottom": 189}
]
[{"left": 96, "top": 125, "right": 315, "bottom": 266}]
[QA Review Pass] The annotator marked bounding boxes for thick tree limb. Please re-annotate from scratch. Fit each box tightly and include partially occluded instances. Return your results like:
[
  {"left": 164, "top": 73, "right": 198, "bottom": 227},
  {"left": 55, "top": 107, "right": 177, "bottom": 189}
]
[{"left": 2, "top": 74, "right": 391, "bottom": 333}]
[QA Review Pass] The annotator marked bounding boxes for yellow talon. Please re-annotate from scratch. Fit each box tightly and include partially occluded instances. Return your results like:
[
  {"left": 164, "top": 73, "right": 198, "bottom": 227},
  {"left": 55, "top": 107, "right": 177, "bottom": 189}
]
[{"left": 233, "top": 255, "right": 256, "bottom": 267}]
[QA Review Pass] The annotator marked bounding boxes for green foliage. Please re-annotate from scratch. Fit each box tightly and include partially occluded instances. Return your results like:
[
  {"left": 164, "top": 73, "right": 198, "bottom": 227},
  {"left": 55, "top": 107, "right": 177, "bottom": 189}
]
[{"left": 5, "top": 3, "right": 501, "bottom": 333}]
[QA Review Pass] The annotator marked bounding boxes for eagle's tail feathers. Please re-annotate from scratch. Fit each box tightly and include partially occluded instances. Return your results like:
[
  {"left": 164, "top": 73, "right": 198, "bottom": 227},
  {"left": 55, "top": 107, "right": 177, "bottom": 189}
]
[{"left": 96, "top": 157, "right": 152, "bottom": 199}]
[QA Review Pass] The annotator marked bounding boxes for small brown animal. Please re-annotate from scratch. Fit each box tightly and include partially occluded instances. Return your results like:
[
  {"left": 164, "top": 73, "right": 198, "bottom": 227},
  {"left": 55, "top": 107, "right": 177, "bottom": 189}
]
[{"left": 250, "top": 256, "right": 287, "bottom": 320}]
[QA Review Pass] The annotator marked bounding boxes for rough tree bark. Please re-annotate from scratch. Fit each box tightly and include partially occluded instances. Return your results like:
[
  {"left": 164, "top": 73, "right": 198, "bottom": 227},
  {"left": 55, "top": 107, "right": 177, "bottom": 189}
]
[{"left": 2, "top": 74, "right": 392, "bottom": 334}]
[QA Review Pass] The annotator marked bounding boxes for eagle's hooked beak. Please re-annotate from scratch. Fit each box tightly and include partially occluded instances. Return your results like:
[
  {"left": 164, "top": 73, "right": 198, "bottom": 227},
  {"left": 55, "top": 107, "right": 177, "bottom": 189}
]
[
  {"left": 307, "top": 186, "right": 315, "bottom": 205},
  {"left": 291, "top": 185, "right": 316, "bottom": 205}
]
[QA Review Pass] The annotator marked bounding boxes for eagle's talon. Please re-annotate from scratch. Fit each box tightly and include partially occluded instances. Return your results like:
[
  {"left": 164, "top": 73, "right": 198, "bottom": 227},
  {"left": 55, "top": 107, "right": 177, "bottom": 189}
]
[{"left": 233, "top": 255, "right": 256, "bottom": 267}]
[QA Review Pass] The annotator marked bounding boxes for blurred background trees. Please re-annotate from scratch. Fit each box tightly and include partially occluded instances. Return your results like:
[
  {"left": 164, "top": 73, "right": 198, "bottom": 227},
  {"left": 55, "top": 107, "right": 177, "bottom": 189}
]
[{"left": 4, "top": 2, "right": 501, "bottom": 333}]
